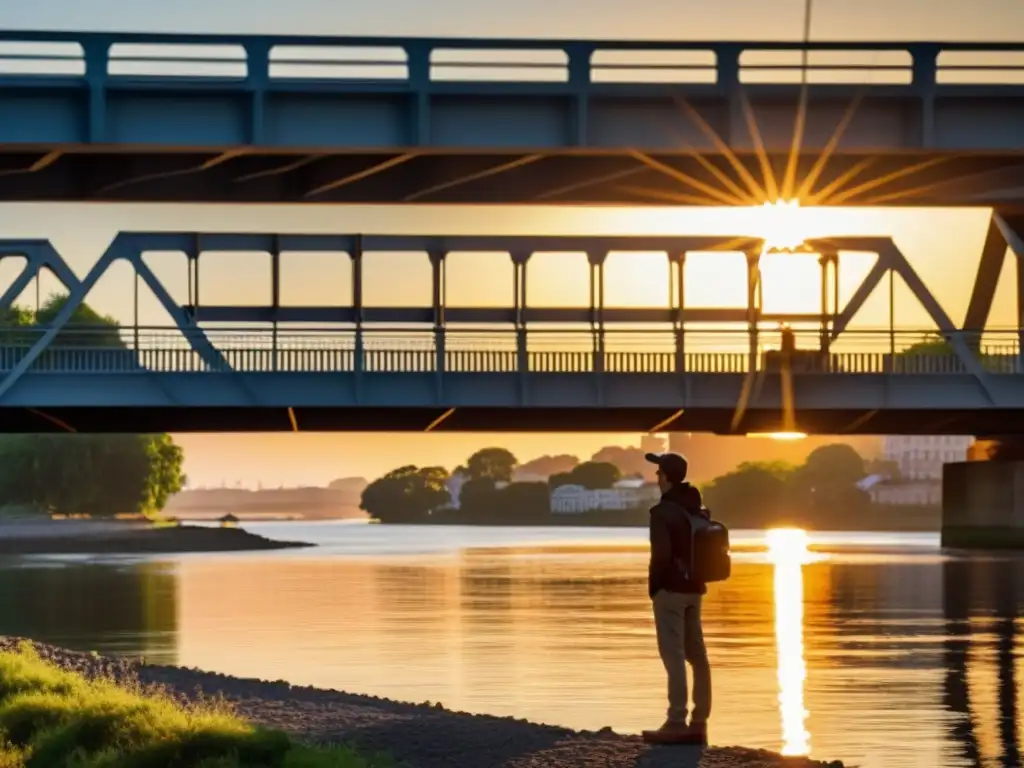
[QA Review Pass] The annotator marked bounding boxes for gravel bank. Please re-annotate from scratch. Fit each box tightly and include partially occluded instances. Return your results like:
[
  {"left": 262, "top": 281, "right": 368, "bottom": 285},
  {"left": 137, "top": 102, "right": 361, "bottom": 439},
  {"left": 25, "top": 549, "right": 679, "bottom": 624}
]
[{"left": 0, "top": 637, "right": 843, "bottom": 768}]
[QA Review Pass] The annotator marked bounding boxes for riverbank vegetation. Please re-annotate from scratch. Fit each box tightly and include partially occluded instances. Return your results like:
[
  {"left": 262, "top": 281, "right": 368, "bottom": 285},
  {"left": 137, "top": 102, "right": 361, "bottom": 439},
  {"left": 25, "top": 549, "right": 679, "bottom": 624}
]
[
  {"left": 359, "top": 443, "right": 931, "bottom": 529},
  {"left": 0, "top": 295, "right": 185, "bottom": 520},
  {"left": 0, "top": 643, "right": 387, "bottom": 767}
]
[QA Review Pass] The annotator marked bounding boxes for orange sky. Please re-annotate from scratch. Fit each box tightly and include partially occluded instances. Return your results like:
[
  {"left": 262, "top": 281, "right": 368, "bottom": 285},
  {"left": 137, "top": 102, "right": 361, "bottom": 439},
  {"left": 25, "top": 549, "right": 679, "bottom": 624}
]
[{"left": 0, "top": 1, "right": 1021, "bottom": 486}]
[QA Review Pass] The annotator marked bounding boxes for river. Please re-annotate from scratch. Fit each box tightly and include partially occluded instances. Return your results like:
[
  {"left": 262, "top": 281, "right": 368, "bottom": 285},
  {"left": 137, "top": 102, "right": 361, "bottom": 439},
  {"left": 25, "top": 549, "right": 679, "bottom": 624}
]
[{"left": 0, "top": 522, "right": 1019, "bottom": 768}]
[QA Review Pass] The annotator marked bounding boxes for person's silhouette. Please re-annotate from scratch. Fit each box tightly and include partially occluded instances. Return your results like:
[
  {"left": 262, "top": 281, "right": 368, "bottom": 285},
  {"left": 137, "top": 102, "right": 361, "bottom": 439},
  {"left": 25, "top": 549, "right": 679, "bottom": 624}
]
[{"left": 642, "top": 452, "right": 711, "bottom": 746}]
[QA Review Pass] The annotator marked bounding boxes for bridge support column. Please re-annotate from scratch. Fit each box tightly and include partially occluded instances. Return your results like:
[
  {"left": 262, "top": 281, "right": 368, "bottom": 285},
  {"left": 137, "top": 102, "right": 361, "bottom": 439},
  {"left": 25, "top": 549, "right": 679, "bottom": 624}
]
[
  {"left": 943, "top": 460, "right": 1024, "bottom": 549},
  {"left": 511, "top": 252, "right": 530, "bottom": 400},
  {"left": 745, "top": 249, "right": 761, "bottom": 373},
  {"left": 588, "top": 251, "right": 606, "bottom": 379},
  {"left": 271, "top": 236, "right": 280, "bottom": 371},
  {"left": 818, "top": 251, "right": 836, "bottom": 359},
  {"left": 430, "top": 250, "right": 446, "bottom": 397},
  {"left": 671, "top": 252, "right": 686, "bottom": 373},
  {"left": 352, "top": 238, "right": 364, "bottom": 392}
]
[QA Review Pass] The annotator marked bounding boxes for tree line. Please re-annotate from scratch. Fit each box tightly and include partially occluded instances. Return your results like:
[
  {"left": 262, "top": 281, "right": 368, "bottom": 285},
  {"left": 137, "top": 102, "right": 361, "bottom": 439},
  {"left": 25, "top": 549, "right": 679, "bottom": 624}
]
[
  {"left": 361, "top": 442, "right": 881, "bottom": 528},
  {"left": 0, "top": 294, "right": 185, "bottom": 519},
  {"left": 700, "top": 443, "right": 873, "bottom": 528},
  {"left": 359, "top": 447, "right": 635, "bottom": 524}
]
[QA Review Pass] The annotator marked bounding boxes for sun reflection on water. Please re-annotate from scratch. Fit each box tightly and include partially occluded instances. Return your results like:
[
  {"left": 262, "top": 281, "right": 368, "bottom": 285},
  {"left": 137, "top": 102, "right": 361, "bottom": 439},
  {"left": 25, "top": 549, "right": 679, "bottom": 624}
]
[{"left": 766, "top": 528, "right": 815, "bottom": 757}]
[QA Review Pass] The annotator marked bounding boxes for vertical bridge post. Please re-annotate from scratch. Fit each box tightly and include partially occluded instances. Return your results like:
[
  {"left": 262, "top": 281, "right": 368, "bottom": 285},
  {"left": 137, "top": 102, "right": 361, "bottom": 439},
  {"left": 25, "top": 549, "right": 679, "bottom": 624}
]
[
  {"left": 745, "top": 248, "right": 762, "bottom": 376},
  {"left": 670, "top": 251, "right": 686, "bottom": 374},
  {"left": 510, "top": 251, "right": 530, "bottom": 401},
  {"left": 352, "top": 236, "right": 364, "bottom": 394},
  {"left": 588, "top": 251, "right": 606, "bottom": 380},
  {"left": 271, "top": 235, "right": 280, "bottom": 372},
  {"left": 430, "top": 249, "right": 446, "bottom": 400},
  {"left": 818, "top": 250, "right": 837, "bottom": 361}
]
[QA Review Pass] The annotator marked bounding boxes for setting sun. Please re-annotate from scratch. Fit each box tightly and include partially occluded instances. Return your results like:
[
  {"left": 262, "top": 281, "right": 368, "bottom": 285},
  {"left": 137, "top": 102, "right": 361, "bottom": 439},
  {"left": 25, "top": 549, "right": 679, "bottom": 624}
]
[{"left": 758, "top": 199, "right": 806, "bottom": 252}]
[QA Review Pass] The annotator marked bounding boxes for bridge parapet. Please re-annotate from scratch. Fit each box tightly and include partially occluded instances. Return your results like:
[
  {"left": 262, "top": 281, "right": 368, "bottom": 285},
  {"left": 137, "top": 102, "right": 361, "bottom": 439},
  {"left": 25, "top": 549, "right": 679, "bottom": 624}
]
[
  {"left": 3, "top": 32, "right": 1024, "bottom": 93},
  {"left": 0, "top": 326, "right": 1018, "bottom": 376}
]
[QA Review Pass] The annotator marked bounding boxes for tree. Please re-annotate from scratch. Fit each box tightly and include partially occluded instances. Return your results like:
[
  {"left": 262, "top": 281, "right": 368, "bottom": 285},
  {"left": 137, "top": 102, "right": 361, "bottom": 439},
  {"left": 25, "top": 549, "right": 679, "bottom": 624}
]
[
  {"left": 359, "top": 465, "right": 450, "bottom": 522},
  {"left": 465, "top": 448, "right": 518, "bottom": 483},
  {"left": 565, "top": 461, "right": 622, "bottom": 490},
  {"left": 590, "top": 446, "right": 653, "bottom": 479},
  {"left": 790, "top": 443, "right": 868, "bottom": 514},
  {"left": 456, "top": 476, "right": 501, "bottom": 517},
  {"left": 515, "top": 454, "right": 579, "bottom": 479},
  {"left": 900, "top": 335, "right": 952, "bottom": 356},
  {"left": 0, "top": 434, "right": 185, "bottom": 518},
  {"left": 799, "top": 444, "right": 865, "bottom": 487},
  {"left": 701, "top": 461, "right": 797, "bottom": 523},
  {"left": 498, "top": 482, "right": 550, "bottom": 518},
  {"left": 0, "top": 292, "right": 124, "bottom": 349},
  {"left": 36, "top": 293, "right": 123, "bottom": 347},
  {"left": 548, "top": 471, "right": 575, "bottom": 490}
]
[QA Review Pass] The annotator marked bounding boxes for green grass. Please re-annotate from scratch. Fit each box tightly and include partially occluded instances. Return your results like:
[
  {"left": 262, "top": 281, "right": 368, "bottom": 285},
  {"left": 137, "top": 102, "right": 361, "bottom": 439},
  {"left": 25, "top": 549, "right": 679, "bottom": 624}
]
[{"left": 0, "top": 644, "right": 391, "bottom": 768}]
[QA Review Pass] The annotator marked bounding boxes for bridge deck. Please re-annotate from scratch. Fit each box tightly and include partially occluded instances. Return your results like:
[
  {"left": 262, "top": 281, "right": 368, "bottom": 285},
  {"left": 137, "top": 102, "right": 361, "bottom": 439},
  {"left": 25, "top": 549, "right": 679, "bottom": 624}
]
[{"left": 2, "top": 32, "right": 1024, "bottom": 205}]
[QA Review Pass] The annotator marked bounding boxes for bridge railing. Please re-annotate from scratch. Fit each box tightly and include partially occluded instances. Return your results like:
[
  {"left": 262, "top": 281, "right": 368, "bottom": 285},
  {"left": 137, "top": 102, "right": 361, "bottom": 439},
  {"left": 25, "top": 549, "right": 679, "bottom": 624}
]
[
  {"left": 0, "top": 326, "right": 1020, "bottom": 376},
  {"left": 3, "top": 32, "right": 1024, "bottom": 90}
]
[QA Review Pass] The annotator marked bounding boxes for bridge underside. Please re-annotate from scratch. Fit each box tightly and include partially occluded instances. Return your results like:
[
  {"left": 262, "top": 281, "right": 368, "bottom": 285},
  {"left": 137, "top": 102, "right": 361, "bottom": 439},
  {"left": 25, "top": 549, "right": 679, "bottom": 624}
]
[
  {"left": 2, "top": 150, "right": 1023, "bottom": 207},
  {"left": 4, "top": 404, "right": 1024, "bottom": 434}
]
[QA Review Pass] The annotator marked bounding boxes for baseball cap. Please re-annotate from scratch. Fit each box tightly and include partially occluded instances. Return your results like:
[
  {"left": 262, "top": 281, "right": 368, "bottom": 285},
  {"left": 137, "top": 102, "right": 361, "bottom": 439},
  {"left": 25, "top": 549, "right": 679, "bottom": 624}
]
[{"left": 645, "top": 452, "right": 689, "bottom": 484}]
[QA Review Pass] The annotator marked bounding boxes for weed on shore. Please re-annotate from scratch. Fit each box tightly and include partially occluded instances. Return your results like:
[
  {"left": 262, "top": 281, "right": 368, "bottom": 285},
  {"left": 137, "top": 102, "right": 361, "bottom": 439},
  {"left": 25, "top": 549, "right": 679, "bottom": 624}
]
[{"left": 0, "top": 644, "right": 391, "bottom": 767}]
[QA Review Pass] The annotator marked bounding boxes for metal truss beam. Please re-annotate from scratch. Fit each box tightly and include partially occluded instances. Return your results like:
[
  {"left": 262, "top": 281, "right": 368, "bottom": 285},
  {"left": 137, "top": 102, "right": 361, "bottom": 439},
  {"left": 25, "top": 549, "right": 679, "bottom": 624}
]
[
  {"left": 963, "top": 212, "right": 1024, "bottom": 329},
  {"left": 0, "top": 236, "right": 258, "bottom": 404},
  {"left": 0, "top": 227, "right": 1019, "bottom": 415},
  {"left": 0, "top": 240, "right": 82, "bottom": 309},
  {"left": 807, "top": 235, "right": 996, "bottom": 404}
]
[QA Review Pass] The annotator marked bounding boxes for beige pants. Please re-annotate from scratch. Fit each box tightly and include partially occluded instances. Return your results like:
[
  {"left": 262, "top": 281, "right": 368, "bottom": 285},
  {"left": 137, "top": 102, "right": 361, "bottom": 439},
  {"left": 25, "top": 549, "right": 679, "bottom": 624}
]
[{"left": 653, "top": 590, "right": 712, "bottom": 725}]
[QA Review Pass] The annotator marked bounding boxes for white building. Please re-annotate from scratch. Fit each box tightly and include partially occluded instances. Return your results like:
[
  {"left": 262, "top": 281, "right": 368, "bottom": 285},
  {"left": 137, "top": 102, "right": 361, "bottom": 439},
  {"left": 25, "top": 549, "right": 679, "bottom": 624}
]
[
  {"left": 868, "top": 435, "right": 973, "bottom": 506},
  {"left": 550, "top": 478, "right": 661, "bottom": 514},
  {"left": 881, "top": 435, "right": 972, "bottom": 481}
]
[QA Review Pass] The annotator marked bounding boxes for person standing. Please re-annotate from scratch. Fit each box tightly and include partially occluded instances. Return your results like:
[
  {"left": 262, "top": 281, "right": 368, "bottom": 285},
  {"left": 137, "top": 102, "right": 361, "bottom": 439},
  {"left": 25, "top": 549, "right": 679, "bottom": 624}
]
[{"left": 642, "top": 451, "right": 712, "bottom": 746}]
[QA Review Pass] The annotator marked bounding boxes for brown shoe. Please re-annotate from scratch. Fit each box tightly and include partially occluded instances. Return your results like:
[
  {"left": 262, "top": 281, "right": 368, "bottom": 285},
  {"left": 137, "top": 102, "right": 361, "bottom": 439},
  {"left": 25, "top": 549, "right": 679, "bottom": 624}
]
[
  {"left": 684, "top": 721, "right": 708, "bottom": 746},
  {"left": 642, "top": 721, "right": 699, "bottom": 745}
]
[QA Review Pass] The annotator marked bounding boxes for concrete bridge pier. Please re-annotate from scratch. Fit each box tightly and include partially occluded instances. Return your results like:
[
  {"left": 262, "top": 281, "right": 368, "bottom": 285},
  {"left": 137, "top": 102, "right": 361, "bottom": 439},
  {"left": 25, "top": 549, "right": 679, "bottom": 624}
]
[{"left": 942, "top": 460, "right": 1024, "bottom": 549}]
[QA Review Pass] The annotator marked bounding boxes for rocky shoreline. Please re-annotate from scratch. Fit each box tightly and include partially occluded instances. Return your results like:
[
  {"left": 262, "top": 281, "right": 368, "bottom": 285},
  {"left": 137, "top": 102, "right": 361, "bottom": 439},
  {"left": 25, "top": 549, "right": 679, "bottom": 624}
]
[
  {"left": 0, "top": 637, "right": 843, "bottom": 768},
  {"left": 0, "top": 523, "right": 313, "bottom": 555}
]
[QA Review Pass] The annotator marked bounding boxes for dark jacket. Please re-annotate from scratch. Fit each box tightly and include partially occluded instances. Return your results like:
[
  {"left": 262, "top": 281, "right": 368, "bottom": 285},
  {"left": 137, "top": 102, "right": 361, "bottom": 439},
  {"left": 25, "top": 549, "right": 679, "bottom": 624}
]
[{"left": 648, "top": 483, "right": 708, "bottom": 598}]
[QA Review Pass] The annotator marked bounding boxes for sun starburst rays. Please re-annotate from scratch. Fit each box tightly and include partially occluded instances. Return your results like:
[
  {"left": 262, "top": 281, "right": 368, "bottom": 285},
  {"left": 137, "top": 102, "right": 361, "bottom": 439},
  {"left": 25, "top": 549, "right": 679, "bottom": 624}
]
[{"left": 615, "top": 75, "right": 959, "bottom": 228}]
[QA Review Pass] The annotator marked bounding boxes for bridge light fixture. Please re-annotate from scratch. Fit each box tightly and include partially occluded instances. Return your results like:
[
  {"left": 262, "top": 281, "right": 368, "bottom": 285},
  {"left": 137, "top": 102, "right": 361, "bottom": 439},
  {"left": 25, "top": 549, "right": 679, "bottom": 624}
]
[
  {"left": 759, "top": 199, "right": 806, "bottom": 252},
  {"left": 746, "top": 432, "right": 808, "bottom": 440}
]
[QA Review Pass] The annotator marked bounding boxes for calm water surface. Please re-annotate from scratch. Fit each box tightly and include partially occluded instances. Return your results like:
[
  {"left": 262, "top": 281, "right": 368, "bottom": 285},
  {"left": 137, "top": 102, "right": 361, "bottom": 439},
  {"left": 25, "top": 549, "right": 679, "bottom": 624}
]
[{"left": 0, "top": 522, "right": 1021, "bottom": 768}]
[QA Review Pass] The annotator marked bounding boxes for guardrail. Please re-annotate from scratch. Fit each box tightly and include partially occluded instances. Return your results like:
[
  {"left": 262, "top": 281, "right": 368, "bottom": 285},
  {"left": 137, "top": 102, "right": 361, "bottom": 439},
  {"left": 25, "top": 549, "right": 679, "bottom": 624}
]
[
  {"left": 0, "top": 326, "right": 1020, "bottom": 376},
  {"left": 1, "top": 32, "right": 1024, "bottom": 88}
]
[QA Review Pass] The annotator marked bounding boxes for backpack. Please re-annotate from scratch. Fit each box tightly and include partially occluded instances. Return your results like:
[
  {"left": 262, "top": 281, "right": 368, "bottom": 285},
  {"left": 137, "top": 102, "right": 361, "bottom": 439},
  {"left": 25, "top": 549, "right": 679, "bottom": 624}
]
[{"left": 686, "top": 507, "right": 732, "bottom": 583}]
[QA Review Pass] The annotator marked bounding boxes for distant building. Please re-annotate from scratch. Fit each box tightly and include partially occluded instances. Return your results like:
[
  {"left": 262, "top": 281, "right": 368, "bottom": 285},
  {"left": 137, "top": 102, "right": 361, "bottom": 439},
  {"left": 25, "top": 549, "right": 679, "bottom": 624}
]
[
  {"left": 550, "top": 478, "right": 661, "bottom": 515},
  {"left": 882, "top": 435, "right": 972, "bottom": 481},
  {"left": 640, "top": 434, "right": 666, "bottom": 455},
  {"left": 869, "top": 481, "right": 943, "bottom": 506},
  {"left": 868, "top": 435, "right": 972, "bottom": 506}
]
